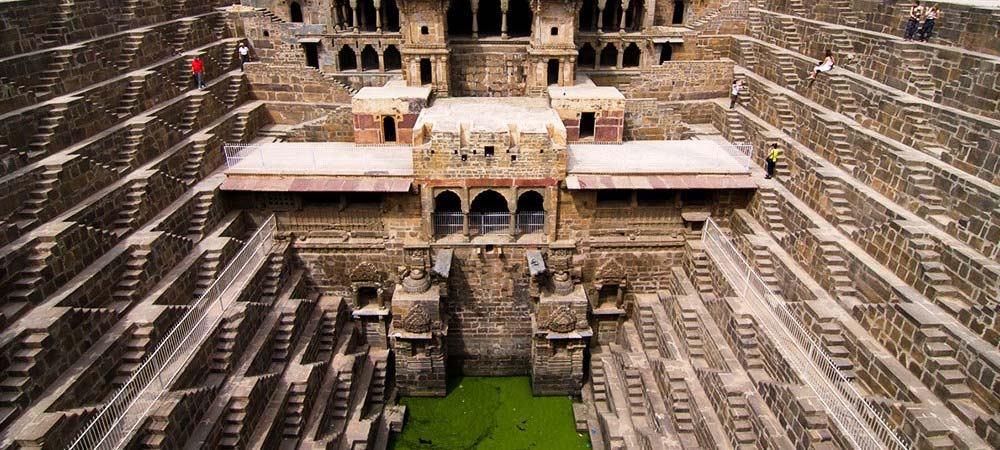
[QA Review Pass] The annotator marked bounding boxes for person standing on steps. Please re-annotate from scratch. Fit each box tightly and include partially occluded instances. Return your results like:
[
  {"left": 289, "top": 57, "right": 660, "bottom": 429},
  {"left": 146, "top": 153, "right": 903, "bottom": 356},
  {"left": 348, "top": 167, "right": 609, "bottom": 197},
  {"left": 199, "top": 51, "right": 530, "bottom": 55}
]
[
  {"left": 238, "top": 42, "right": 250, "bottom": 71},
  {"left": 191, "top": 56, "right": 205, "bottom": 89},
  {"left": 807, "top": 50, "right": 835, "bottom": 86},
  {"left": 730, "top": 79, "right": 744, "bottom": 109},
  {"left": 904, "top": 0, "right": 924, "bottom": 40},
  {"left": 765, "top": 143, "right": 781, "bottom": 179},
  {"left": 919, "top": 5, "right": 940, "bottom": 42}
]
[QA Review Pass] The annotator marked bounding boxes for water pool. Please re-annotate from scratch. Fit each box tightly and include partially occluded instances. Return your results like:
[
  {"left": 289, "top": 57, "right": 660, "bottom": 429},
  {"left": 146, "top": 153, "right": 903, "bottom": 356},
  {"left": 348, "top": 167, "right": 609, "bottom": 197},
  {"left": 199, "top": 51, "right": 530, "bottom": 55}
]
[{"left": 390, "top": 376, "right": 592, "bottom": 450}]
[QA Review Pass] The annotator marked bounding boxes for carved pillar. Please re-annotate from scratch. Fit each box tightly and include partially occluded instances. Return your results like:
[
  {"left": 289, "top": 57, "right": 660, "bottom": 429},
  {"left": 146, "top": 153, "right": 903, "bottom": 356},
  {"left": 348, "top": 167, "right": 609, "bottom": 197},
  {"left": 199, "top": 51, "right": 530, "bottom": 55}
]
[
  {"left": 616, "top": 43, "right": 624, "bottom": 68},
  {"left": 374, "top": 0, "right": 382, "bottom": 32},
  {"left": 377, "top": 48, "right": 385, "bottom": 71},
  {"left": 530, "top": 263, "right": 590, "bottom": 395},
  {"left": 349, "top": 0, "right": 359, "bottom": 32},
  {"left": 356, "top": 46, "right": 363, "bottom": 71},
  {"left": 500, "top": 0, "right": 509, "bottom": 38},
  {"left": 471, "top": 0, "right": 479, "bottom": 37},
  {"left": 390, "top": 249, "right": 450, "bottom": 396},
  {"left": 597, "top": 0, "right": 606, "bottom": 33},
  {"left": 333, "top": 3, "right": 343, "bottom": 31}
]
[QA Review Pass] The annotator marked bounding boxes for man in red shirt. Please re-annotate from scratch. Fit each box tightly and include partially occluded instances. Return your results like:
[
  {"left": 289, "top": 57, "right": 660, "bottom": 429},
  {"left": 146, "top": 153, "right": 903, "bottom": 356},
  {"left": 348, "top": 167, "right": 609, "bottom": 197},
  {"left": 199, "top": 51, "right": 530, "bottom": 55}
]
[{"left": 191, "top": 56, "right": 205, "bottom": 89}]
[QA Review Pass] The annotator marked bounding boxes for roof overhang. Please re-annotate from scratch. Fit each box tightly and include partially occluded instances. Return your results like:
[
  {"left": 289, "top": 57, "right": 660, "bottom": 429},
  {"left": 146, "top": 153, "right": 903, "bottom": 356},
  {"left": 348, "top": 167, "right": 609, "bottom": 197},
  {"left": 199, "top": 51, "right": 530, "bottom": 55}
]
[
  {"left": 298, "top": 37, "right": 322, "bottom": 43},
  {"left": 565, "top": 174, "right": 756, "bottom": 190},
  {"left": 221, "top": 176, "right": 413, "bottom": 193}
]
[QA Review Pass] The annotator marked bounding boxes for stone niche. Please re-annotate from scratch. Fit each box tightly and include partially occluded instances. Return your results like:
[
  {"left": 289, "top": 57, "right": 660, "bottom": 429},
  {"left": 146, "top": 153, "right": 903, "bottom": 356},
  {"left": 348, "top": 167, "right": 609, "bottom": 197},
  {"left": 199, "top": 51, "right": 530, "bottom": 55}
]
[
  {"left": 349, "top": 261, "right": 391, "bottom": 348},
  {"left": 548, "top": 78, "right": 626, "bottom": 143},
  {"left": 351, "top": 81, "right": 432, "bottom": 145},
  {"left": 531, "top": 271, "right": 592, "bottom": 395},
  {"left": 590, "top": 259, "right": 628, "bottom": 345}
]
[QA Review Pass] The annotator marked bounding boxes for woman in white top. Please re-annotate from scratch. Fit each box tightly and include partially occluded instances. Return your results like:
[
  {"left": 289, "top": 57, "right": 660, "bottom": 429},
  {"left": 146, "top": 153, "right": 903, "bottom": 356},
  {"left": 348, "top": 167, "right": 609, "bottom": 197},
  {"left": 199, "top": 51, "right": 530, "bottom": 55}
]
[
  {"left": 807, "top": 50, "right": 835, "bottom": 86},
  {"left": 919, "top": 5, "right": 940, "bottom": 42}
]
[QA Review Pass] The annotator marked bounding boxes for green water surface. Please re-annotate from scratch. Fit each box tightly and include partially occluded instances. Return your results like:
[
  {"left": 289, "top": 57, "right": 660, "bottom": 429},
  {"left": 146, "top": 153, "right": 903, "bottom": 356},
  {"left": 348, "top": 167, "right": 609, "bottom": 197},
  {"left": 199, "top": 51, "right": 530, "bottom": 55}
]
[{"left": 390, "top": 376, "right": 592, "bottom": 450}]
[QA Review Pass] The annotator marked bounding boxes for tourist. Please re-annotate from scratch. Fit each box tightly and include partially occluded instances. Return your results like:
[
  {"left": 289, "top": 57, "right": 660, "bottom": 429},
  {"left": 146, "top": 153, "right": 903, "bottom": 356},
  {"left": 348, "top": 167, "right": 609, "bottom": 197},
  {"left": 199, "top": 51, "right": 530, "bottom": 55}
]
[
  {"left": 903, "top": 0, "right": 924, "bottom": 40},
  {"left": 730, "top": 79, "right": 744, "bottom": 109},
  {"left": 191, "top": 56, "right": 205, "bottom": 89},
  {"left": 919, "top": 5, "right": 940, "bottom": 42},
  {"left": 807, "top": 50, "right": 835, "bottom": 86},
  {"left": 238, "top": 42, "right": 250, "bottom": 70},
  {"left": 765, "top": 143, "right": 781, "bottom": 179}
]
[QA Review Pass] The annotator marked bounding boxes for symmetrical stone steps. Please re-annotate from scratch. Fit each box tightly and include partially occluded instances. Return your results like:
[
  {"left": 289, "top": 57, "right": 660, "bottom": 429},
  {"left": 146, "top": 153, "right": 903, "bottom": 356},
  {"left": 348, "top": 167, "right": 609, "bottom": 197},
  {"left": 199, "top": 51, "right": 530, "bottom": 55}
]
[
  {"left": 26, "top": 105, "right": 69, "bottom": 160},
  {"left": 178, "top": 95, "right": 204, "bottom": 134},
  {"left": 40, "top": 0, "right": 76, "bottom": 46},
  {"left": 111, "top": 322, "right": 155, "bottom": 388}
]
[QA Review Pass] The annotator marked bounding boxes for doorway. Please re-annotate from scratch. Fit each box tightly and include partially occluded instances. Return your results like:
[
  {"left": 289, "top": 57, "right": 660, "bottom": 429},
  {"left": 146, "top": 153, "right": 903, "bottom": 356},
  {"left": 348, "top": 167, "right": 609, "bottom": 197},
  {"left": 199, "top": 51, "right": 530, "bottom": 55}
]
[
  {"left": 420, "top": 58, "right": 432, "bottom": 85},
  {"left": 547, "top": 59, "right": 560, "bottom": 85}
]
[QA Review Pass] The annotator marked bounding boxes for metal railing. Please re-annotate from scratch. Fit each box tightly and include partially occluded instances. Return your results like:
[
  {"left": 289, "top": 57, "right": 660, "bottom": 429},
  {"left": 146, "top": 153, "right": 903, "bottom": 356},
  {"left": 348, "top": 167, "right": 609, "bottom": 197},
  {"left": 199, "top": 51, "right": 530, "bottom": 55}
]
[
  {"left": 434, "top": 212, "right": 464, "bottom": 236},
  {"left": 469, "top": 212, "right": 510, "bottom": 235},
  {"left": 701, "top": 218, "right": 909, "bottom": 450},
  {"left": 516, "top": 211, "right": 545, "bottom": 234},
  {"left": 721, "top": 141, "right": 755, "bottom": 170},
  {"left": 67, "top": 215, "right": 278, "bottom": 450},
  {"left": 223, "top": 142, "right": 261, "bottom": 170}
]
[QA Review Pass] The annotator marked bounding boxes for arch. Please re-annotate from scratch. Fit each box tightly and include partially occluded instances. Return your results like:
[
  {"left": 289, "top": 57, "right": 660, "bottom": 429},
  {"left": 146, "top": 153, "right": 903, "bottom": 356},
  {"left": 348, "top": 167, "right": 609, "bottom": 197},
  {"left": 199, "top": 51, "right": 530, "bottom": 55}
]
[
  {"left": 446, "top": 0, "right": 473, "bottom": 36},
  {"left": 357, "top": 286, "right": 379, "bottom": 307},
  {"left": 383, "top": 45, "right": 402, "bottom": 70},
  {"left": 338, "top": 45, "right": 357, "bottom": 71},
  {"left": 672, "top": 0, "right": 685, "bottom": 24},
  {"left": 382, "top": 116, "right": 397, "bottom": 142},
  {"left": 659, "top": 43, "right": 672, "bottom": 63},
  {"left": 477, "top": 0, "right": 502, "bottom": 36},
  {"left": 470, "top": 190, "right": 509, "bottom": 213},
  {"left": 599, "top": 43, "right": 618, "bottom": 67},
  {"left": 384, "top": 0, "right": 401, "bottom": 31},
  {"left": 578, "top": 43, "right": 596, "bottom": 67},
  {"left": 507, "top": 0, "right": 533, "bottom": 37},
  {"left": 290, "top": 1, "right": 304, "bottom": 22},
  {"left": 623, "top": 42, "right": 641, "bottom": 67},
  {"left": 601, "top": 0, "right": 621, "bottom": 30},
  {"left": 625, "top": 0, "right": 643, "bottom": 30},
  {"left": 579, "top": 0, "right": 597, "bottom": 31},
  {"left": 361, "top": 45, "right": 379, "bottom": 71},
  {"left": 547, "top": 59, "right": 560, "bottom": 85},
  {"left": 434, "top": 190, "right": 462, "bottom": 212},
  {"left": 516, "top": 191, "right": 544, "bottom": 212},
  {"left": 303, "top": 42, "right": 320, "bottom": 68}
]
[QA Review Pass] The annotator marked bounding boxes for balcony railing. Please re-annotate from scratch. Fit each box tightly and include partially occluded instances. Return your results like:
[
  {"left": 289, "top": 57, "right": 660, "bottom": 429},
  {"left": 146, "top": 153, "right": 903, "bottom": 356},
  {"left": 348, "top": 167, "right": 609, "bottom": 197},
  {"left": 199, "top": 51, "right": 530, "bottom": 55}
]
[
  {"left": 67, "top": 216, "right": 277, "bottom": 450},
  {"left": 469, "top": 212, "right": 510, "bottom": 235},
  {"left": 516, "top": 211, "right": 545, "bottom": 234},
  {"left": 702, "top": 217, "right": 908, "bottom": 450},
  {"left": 434, "top": 212, "right": 464, "bottom": 236}
]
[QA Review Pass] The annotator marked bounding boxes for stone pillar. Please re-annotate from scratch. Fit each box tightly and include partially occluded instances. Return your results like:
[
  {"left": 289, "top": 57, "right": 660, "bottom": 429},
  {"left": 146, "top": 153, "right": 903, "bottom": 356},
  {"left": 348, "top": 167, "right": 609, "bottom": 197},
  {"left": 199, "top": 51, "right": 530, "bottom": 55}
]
[
  {"left": 596, "top": 0, "right": 606, "bottom": 33},
  {"left": 619, "top": 0, "right": 629, "bottom": 32},
  {"left": 501, "top": 0, "right": 509, "bottom": 38},
  {"left": 616, "top": 44, "right": 624, "bottom": 68},
  {"left": 531, "top": 271, "right": 591, "bottom": 395},
  {"left": 375, "top": 0, "right": 383, "bottom": 32},
  {"left": 333, "top": 4, "right": 343, "bottom": 31},
  {"left": 471, "top": 0, "right": 479, "bottom": 38},
  {"left": 390, "top": 266, "right": 449, "bottom": 396},
  {"left": 349, "top": 0, "right": 359, "bottom": 32},
  {"left": 377, "top": 48, "right": 385, "bottom": 71},
  {"left": 355, "top": 46, "right": 363, "bottom": 72}
]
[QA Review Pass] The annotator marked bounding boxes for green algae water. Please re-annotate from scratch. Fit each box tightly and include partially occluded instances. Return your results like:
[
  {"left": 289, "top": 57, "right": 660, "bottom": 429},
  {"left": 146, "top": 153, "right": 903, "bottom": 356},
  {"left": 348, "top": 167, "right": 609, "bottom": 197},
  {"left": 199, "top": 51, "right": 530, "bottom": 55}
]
[{"left": 390, "top": 376, "right": 592, "bottom": 450}]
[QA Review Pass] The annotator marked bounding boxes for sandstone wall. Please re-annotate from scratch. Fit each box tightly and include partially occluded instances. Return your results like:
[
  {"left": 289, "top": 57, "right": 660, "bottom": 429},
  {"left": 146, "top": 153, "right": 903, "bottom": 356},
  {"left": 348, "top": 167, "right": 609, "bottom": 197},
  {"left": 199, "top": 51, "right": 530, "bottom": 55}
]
[{"left": 623, "top": 60, "right": 733, "bottom": 100}]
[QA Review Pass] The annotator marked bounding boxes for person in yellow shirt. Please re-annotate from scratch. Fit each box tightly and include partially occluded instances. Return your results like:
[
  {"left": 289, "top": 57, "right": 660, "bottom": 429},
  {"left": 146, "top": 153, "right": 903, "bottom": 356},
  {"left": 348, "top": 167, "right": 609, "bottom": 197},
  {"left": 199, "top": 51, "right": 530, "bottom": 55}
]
[{"left": 766, "top": 143, "right": 781, "bottom": 179}]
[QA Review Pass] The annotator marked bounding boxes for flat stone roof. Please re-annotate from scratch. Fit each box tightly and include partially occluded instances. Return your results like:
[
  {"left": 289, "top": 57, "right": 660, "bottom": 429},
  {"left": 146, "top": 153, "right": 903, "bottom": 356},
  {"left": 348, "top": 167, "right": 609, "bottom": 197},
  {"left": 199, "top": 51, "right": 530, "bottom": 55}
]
[
  {"left": 353, "top": 81, "right": 432, "bottom": 100},
  {"left": 414, "top": 97, "right": 564, "bottom": 134},
  {"left": 568, "top": 140, "right": 750, "bottom": 175},
  {"left": 548, "top": 84, "right": 625, "bottom": 100},
  {"left": 224, "top": 142, "right": 413, "bottom": 176}
]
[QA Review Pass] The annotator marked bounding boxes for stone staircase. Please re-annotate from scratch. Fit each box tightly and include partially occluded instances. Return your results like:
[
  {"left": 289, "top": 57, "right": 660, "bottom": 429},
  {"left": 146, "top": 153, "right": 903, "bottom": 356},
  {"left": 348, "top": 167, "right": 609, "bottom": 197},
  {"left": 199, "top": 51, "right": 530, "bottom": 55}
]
[
  {"left": 116, "top": 245, "right": 151, "bottom": 303},
  {"left": 40, "top": 0, "right": 75, "bottom": 45},
  {"left": 210, "top": 312, "right": 243, "bottom": 373},
  {"left": 116, "top": 31, "right": 146, "bottom": 70},
  {"left": 817, "top": 242, "right": 861, "bottom": 303},
  {"left": 34, "top": 49, "right": 74, "bottom": 98},
  {"left": 897, "top": 48, "right": 936, "bottom": 100},
  {"left": 771, "top": 95, "right": 796, "bottom": 134},
  {"left": 170, "top": 19, "right": 195, "bottom": 54},
  {"left": 117, "top": 75, "right": 147, "bottom": 118},
  {"left": 738, "top": 40, "right": 759, "bottom": 70},
  {"left": 10, "top": 240, "right": 57, "bottom": 303},
  {"left": 27, "top": 104, "right": 69, "bottom": 158},
  {"left": 194, "top": 250, "right": 222, "bottom": 298},
  {"left": 283, "top": 382, "right": 308, "bottom": 438},
  {"left": 112, "top": 323, "right": 155, "bottom": 388},
  {"left": 230, "top": 111, "right": 250, "bottom": 143},
  {"left": 749, "top": 244, "right": 782, "bottom": 295},
  {"left": 757, "top": 190, "right": 788, "bottom": 239},
  {"left": 219, "top": 396, "right": 248, "bottom": 448},
  {"left": 179, "top": 95, "right": 204, "bottom": 133},
  {"left": 223, "top": 76, "right": 243, "bottom": 108},
  {"left": 182, "top": 141, "right": 210, "bottom": 185},
  {"left": 623, "top": 366, "right": 647, "bottom": 419},
  {"left": 15, "top": 164, "right": 61, "bottom": 227},
  {"left": 828, "top": 0, "right": 860, "bottom": 25},
  {"left": 258, "top": 8, "right": 286, "bottom": 24},
  {"left": 772, "top": 53, "right": 801, "bottom": 88},
  {"left": 820, "top": 179, "right": 859, "bottom": 232},
  {"left": 329, "top": 368, "right": 354, "bottom": 426},
  {"left": 0, "top": 330, "right": 50, "bottom": 423},
  {"left": 825, "top": 123, "right": 858, "bottom": 173},
  {"left": 271, "top": 313, "right": 296, "bottom": 364},
  {"left": 116, "top": 0, "right": 142, "bottom": 30},
  {"left": 186, "top": 191, "right": 214, "bottom": 238},
  {"left": 827, "top": 75, "right": 860, "bottom": 120},
  {"left": 368, "top": 357, "right": 388, "bottom": 410},
  {"left": 786, "top": 0, "right": 806, "bottom": 17},
  {"left": 115, "top": 124, "right": 146, "bottom": 172},
  {"left": 665, "top": 373, "right": 697, "bottom": 436},
  {"left": 114, "top": 179, "right": 149, "bottom": 232},
  {"left": 904, "top": 163, "right": 947, "bottom": 216},
  {"left": 690, "top": 252, "right": 714, "bottom": 294},
  {"left": 815, "top": 321, "right": 856, "bottom": 381},
  {"left": 260, "top": 253, "right": 286, "bottom": 305},
  {"left": 636, "top": 304, "right": 659, "bottom": 353},
  {"left": 724, "top": 109, "right": 748, "bottom": 143},
  {"left": 733, "top": 314, "right": 764, "bottom": 370},
  {"left": 591, "top": 355, "right": 608, "bottom": 405},
  {"left": 778, "top": 17, "right": 802, "bottom": 52}
]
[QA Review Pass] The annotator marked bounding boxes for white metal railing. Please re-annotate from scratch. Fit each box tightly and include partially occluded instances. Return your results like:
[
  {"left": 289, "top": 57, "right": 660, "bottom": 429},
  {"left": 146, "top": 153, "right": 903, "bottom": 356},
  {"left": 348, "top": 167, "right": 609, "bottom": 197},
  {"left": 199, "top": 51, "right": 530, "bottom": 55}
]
[
  {"left": 223, "top": 143, "right": 262, "bottom": 170},
  {"left": 434, "top": 212, "right": 464, "bottom": 236},
  {"left": 516, "top": 211, "right": 545, "bottom": 234},
  {"left": 701, "top": 218, "right": 909, "bottom": 450},
  {"left": 469, "top": 212, "right": 510, "bottom": 235},
  {"left": 722, "top": 141, "right": 754, "bottom": 170},
  {"left": 67, "top": 215, "right": 278, "bottom": 450}
]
